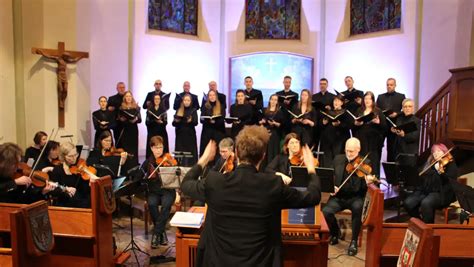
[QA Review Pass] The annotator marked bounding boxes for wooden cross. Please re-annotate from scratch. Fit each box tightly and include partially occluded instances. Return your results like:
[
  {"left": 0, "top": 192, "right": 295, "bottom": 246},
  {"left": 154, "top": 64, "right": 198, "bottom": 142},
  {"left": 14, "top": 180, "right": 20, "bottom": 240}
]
[{"left": 32, "top": 42, "right": 89, "bottom": 127}]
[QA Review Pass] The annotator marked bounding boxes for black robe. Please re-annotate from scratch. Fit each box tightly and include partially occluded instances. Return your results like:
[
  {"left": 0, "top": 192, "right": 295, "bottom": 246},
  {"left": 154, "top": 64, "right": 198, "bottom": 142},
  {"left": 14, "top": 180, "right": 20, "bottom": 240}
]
[
  {"left": 352, "top": 108, "right": 387, "bottom": 177},
  {"left": 142, "top": 90, "right": 170, "bottom": 110},
  {"left": 394, "top": 114, "right": 421, "bottom": 158},
  {"left": 229, "top": 103, "right": 253, "bottom": 139},
  {"left": 376, "top": 91, "right": 406, "bottom": 162},
  {"left": 200, "top": 102, "right": 226, "bottom": 156},
  {"left": 201, "top": 92, "right": 227, "bottom": 111},
  {"left": 49, "top": 165, "right": 91, "bottom": 208},
  {"left": 172, "top": 107, "right": 198, "bottom": 165},
  {"left": 107, "top": 93, "right": 125, "bottom": 144},
  {"left": 92, "top": 109, "right": 116, "bottom": 147},
  {"left": 275, "top": 89, "right": 299, "bottom": 135},
  {"left": 341, "top": 88, "right": 364, "bottom": 114},
  {"left": 146, "top": 106, "right": 169, "bottom": 158},
  {"left": 117, "top": 106, "right": 141, "bottom": 165},
  {"left": 244, "top": 88, "right": 264, "bottom": 125},
  {"left": 260, "top": 108, "right": 284, "bottom": 167},
  {"left": 290, "top": 106, "right": 317, "bottom": 147},
  {"left": 319, "top": 109, "right": 351, "bottom": 167},
  {"left": 181, "top": 164, "right": 321, "bottom": 267},
  {"left": 173, "top": 92, "right": 200, "bottom": 110},
  {"left": 23, "top": 147, "right": 41, "bottom": 164}
]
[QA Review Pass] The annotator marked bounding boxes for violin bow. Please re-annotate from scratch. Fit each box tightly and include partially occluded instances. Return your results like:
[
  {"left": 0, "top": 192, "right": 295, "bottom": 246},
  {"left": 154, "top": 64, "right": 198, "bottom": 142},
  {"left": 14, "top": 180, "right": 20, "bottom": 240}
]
[
  {"left": 29, "top": 128, "right": 55, "bottom": 179},
  {"left": 336, "top": 153, "right": 370, "bottom": 193},
  {"left": 147, "top": 157, "right": 171, "bottom": 179},
  {"left": 418, "top": 147, "right": 454, "bottom": 176}
]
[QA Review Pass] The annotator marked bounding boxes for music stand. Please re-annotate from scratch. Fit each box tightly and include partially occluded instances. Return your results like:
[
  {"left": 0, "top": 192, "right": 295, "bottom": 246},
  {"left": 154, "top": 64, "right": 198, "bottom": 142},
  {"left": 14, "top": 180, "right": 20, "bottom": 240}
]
[
  {"left": 159, "top": 166, "right": 191, "bottom": 189},
  {"left": 114, "top": 177, "right": 149, "bottom": 266},
  {"left": 289, "top": 166, "right": 335, "bottom": 193},
  {"left": 394, "top": 154, "right": 422, "bottom": 221},
  {"left": 382, "top": 162, "right": 399, "bottom": 186},
  {"left": 450, "top": 180, "right": 474, "bottom": 224},
  {"left": 174, "top": 151, "right": 194, "bottom": 167}
]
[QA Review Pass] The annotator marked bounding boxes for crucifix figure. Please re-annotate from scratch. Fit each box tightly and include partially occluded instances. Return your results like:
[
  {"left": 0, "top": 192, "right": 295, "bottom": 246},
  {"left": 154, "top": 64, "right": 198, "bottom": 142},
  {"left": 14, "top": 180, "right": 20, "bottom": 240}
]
[{"left": 32, "top": 42, "right": 89, "bottom": 127}]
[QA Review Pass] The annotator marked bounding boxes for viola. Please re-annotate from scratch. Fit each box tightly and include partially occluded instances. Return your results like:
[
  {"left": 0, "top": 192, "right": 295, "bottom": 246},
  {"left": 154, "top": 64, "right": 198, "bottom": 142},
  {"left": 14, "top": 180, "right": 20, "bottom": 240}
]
[
  {"left": 219, "top": 154, "right": 235, "bottom": 174},
  {"left": 69, "top": 159, "right": 98, "bottom": 181},
  {"left": 156, "top": 153, "right": 178, "bottom": 167},
  {"left": 345, "top": 156, "right": 380, "bottom": 184}
]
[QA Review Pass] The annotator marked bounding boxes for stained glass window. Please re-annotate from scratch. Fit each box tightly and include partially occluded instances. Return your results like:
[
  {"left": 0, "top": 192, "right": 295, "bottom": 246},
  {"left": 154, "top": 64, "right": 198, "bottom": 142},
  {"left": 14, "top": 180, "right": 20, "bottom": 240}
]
[
  {"left": 148, "top": 0, "right": 198, "bottom": 36},
  {"left": 350, "top": 0, "right": 401, "bottom": 35},
  {"left": 245, "top": 0, "right": 301, "bottom": 40}
]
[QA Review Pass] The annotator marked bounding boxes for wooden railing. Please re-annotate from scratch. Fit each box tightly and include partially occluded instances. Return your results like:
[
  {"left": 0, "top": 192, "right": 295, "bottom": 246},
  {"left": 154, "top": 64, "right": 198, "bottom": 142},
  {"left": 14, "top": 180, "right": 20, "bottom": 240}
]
[{"left": 416, "top": 79, "right": 451, "bottom": 155}]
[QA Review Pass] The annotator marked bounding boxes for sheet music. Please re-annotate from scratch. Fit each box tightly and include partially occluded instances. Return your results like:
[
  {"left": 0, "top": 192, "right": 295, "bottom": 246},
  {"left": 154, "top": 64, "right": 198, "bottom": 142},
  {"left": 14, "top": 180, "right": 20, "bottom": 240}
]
[{"left": 170, "top": 211, "right": 204, "bottom": 228}]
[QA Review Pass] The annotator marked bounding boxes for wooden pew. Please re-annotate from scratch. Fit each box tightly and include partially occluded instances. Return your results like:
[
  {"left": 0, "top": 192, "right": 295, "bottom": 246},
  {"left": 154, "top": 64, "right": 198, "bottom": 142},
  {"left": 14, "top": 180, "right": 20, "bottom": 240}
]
[
  {"left": 175, "top": 205, "right": 330, "bottom": 267},
  {"left": 364, "top": 184, "right": 474, "bottom": 267},
  {"left": 0, "top": 200, "right": 55, "bottom": 267},
  {"left": 0, "top": 176, "right": 116, "bottom": 267}
]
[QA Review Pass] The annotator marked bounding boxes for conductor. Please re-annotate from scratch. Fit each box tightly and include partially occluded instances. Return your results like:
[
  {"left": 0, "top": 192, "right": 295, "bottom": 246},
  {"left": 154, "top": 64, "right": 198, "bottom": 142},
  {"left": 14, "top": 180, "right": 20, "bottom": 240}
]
[{"left": 181, "top": 125, "right": 322, "bottom": 267}]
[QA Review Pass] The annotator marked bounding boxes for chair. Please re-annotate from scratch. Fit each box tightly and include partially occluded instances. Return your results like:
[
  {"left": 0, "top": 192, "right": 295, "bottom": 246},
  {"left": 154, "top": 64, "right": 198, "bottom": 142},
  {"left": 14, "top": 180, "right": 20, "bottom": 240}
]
[{"left": 443, "top": 177, "right": 467, "bottom": 224}]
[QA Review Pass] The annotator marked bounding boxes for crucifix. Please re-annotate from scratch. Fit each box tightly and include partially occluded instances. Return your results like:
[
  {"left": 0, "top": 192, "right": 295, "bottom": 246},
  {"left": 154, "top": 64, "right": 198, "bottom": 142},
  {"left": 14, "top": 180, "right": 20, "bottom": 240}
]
[{"left": 32, "top": 42, "right": 89, "bottom": 127}]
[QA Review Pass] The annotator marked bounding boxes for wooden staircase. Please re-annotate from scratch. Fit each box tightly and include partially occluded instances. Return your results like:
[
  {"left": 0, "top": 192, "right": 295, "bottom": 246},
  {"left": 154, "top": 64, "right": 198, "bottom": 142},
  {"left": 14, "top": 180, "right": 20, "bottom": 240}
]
[{"left": 416, "top": 66, "right": 474, "bottom": 174}]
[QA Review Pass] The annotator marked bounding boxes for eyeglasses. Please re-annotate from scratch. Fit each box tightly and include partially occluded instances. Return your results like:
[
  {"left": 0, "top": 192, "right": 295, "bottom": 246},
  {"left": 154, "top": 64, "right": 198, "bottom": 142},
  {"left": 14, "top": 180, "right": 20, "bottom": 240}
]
[
  {"left": 65, "top": 153, "right": 78, "bottom": 158},
  {"left": 155, "top": 83, "right": 162, "bottom": 85}
]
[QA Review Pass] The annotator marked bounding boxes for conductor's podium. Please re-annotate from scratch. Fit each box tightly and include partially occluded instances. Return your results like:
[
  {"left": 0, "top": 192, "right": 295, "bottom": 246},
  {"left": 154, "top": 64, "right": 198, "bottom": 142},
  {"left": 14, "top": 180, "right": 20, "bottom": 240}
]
[{"left": 175, "top": 205, "right": 330, "bottom": 267}]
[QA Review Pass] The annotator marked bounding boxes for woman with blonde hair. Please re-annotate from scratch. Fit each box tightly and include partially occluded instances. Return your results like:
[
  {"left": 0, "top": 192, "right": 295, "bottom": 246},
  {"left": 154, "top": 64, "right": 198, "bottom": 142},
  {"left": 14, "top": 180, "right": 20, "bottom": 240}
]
[
  {"left": 172, "top": 94, "right": 198, "bottom": 165},
  {"left": 117, "top": 91, "right": 141, "bottom": 164},
  {"left": 200, "top": 90, "right": 226, "bottom": 156},
  {"left": 291, "top": 89, "right": 317, "bottom": 146}
]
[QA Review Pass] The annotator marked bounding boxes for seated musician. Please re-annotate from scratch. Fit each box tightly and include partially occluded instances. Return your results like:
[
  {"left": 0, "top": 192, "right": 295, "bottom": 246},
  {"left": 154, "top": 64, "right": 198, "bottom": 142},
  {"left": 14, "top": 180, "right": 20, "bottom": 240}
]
[
  {"left": 49, "top": 142, "right": 91, "bottom": 208},
  {"left": 87, "top": 131, "right": 127, "bottom": 176},
  {"left": 141, "top": 135, "right": 178, "bottom": 249},
  {"left": 36, "top": 140, "right": 61, "bottom": 172},
  {"left": 181, "top": 126, "right": 321, "bottom": 267},
  {"left": 211, "top": 138, "right": 236, "bottom": 174},
  {"left": 322, "top": 137, "right": 376, "bottom": 256},
  {"left": 266, "top": 133, "right": 319, "bottom": 185},
  {"left": 404, "top": 143, "right": 458, "bottom": 223},
  {"left": 23, "top": 131, "right": 47, "bottom": 164},
  {"left": 0, "top": 143, "right": 54, "bottom": 203}
]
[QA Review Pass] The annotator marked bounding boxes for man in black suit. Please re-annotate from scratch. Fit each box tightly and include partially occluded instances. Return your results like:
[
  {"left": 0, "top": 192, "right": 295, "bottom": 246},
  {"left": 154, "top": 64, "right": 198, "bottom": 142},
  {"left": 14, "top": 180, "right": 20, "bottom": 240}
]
[
  {"left": 181, "top": 125, "right": 321, "bottom": 267},
  {"left": 276, "top": 76, "right": 299, "bottom": 136},
  {"left": 322, "top": 137, "right": 376, "bottom": 256},
  {"left": 107, "top": 82, "right": 127, "bottom": 144},
  {"left": 341, "top": 76, "right": 364, "bottom": 114},
  {"left": 173, "top": 81, "right": 200, "bottom": 110},
  {"left": 376, "top": 78, "right": 406, "bottom": 162},
  {"left": 243, "top": 76, "right": 264, "bottom": 125},
  {"left": 142, "top": 79, "right": 170, "bottom": 110},
  {"left": 201, "top": 80, "right": 226, "bottom": 111}
]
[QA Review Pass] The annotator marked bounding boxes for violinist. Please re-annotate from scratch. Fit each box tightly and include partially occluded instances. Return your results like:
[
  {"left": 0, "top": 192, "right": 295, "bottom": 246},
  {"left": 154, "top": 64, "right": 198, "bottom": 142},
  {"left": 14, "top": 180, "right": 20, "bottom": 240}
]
[
  {"left": 0, "top": 143, "right": 56, "bottom": 204},
  {"left": 319, "top": 95, "right": 351, "bottom": 167},
  {"left": 87, "top": 131, "right": 127, "bottom": 176},
  {"left": 200, "top": 89, "right": 226, "bottom": 156},
  {"left": 266, "top": 133, "right": 318, "bottom": 185},
  {"left": 212, "top": 138, "right": 237, "bottom": 174},
  {"left": 172, "top": 93, "right": 198, "bottom": 165},
  {"left": 92, "top": 96, "right": 116, "bottom": 147},
  {"left": 322, "top": 138, "right": 376, "bottom": 256},
  {"left": 259, "top": 94, "right": 284, "bottom": 167},
  {"left": 404, "top": 143, "right": 458, "bottom": 223},
  {"left": 117, "top": 91, "right": 141, "bottom": 166},
  {"left": 23, "top": 131, "right": 47, "bottom": 164},
  {"left": 391, "top": 99, "right": 420, "bottom": 165},
  {"left": 36, "top": 141, "right": 61, "bottom": 172},
  {"left": 146, "top": 94, "right": 169, "bottom": 158},
  {"left": 49, "top": 142, "right": 91, "bottom": 208},
  {"left": 141, "top": 136, "right": 178, "bottom": 249},
  {"left": 291, "top": 89, "right": 317, "bottom": 147},
  {"left": 229, "top": 89, "right": 253, "bottom": 139},
  {"left": 352, "top": 91, "right": 387, "bottom": 177}
]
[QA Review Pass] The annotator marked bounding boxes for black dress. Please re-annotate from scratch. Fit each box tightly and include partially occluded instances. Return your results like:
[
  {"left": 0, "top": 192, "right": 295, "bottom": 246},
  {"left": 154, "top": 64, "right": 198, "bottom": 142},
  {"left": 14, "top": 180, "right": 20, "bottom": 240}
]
[
  {"left": 290, "top": 106, "right": 317, "bottom": 147},
  {"left": 173, "top": 92, "right": 200, "bottom": 110},
  {"left": 275, "top": 89, "right": 299, "bottom": 135},
  {"left": 107, "top": 93, "right": 125, "bottom": 144},
  {"left": 229, "top": 103, "right": 253, "bottom": 139},
  {"left": 200, "top": 102, "right": 226, "bottom": 156},
  {"left": 92, "top": 109, "right": 116, "bottom": 147},
  {"left": 146, "top": 106, "right": 169, "bottom": 158},
  {"left": 49, "top": 165, "right": 91, "bottom": 208},
  {"left": 244, "top": 88, "right": 264, "bottom": 125},
  {"left": 117, "top": 107, "right": 141, "bottom": 165},
  {"left": 352, "top": 108, "right": 387, "bottom": 177},
  {"left": 172, "top": 107, "right": 198, "bottom": 165},
  {"left": 319, "top": 109, "right": 351, "bottom": 167},
  {"left": 260, "top": 108, "right": 284, "bottom": 166},
  {"left": 23, "top": 147, "right": 41, "bottom": 164},
  {"left": 142, "top": 90, "right": 170, "bottom": 110}
]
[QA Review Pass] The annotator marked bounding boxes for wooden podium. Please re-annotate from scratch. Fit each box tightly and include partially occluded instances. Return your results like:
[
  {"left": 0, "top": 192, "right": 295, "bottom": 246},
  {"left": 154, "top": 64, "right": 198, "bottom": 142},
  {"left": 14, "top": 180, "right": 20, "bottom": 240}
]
[{"left": 175, "top": 205, "right": 330, "bottom": 267}]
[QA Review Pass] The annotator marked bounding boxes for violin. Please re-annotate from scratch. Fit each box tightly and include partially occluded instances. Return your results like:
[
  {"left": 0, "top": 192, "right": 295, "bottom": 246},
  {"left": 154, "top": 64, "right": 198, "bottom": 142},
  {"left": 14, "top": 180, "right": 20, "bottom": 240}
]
[
  {"left": 103, "top": 147, "right": 133, "bottom": 157},
  {"left": 69, "top": 159, "right": 98, "bottom": 181},
  {"left": 419, "top": 147, "right": 455, "bottom": 176},
  {"left": 14, "top": 162, "right": 66, "bottom": 191},
  {"left": 219, "top": 154, "right": 235, "bottom": 174},
  {"left": 345, "top": 156, "right": 380, "bottom": 184},
  {"left": 289, "top": 149, "right": 319, "bottom": 167},
  {"left": 156, "top": 153, "right": 178, "bottom": 167},
  {"left": 51, "top": 158, "right": 61, "bottom": 166}
]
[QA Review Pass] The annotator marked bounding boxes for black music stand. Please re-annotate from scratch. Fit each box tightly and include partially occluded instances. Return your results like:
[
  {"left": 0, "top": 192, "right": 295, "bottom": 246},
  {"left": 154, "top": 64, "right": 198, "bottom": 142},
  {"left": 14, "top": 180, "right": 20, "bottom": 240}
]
[
  {"left": 174, "top": 151, "right": 194, "bottom": 167},
  {"left": 115, "top": 177, "right": 149, "bottom": 266},
  {"left": 450, "top": 180, "right": 474, "bottom": 224},
  {"left": 289, "top": 166, "right": 335, "bottom": 193}
]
